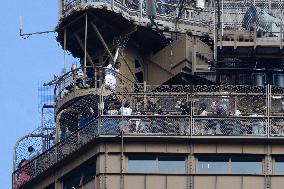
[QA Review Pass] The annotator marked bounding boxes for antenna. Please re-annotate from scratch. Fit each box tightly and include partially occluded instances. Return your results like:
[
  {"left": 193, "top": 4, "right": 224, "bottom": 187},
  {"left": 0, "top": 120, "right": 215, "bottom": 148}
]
[{"left": 19, "top": 16, "right": 56, "bottom": 38}]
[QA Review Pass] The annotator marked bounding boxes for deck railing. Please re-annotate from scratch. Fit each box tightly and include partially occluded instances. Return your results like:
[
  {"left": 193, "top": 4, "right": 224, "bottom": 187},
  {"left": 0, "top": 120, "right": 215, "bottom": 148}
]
[
  {"left": 13, "top": 83, "right": 284, "bottom": 188},
  {"left": 59, "top": 0, "right": 214, "bottom": 27},
  {"left": 13, "top": 113, "right": 284, "bottom": 189}
]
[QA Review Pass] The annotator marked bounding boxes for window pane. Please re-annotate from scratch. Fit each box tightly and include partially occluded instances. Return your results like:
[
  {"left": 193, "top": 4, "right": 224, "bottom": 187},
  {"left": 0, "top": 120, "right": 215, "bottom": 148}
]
[
  {"left": 44, "top": 183, "right": 55, "bottom": 189},
  {"left": 231, "top": 156, "right": 262, "bottom": 174},
  {"left": 128, "top": 155, "right": 156, "bottom": 173},
  {"left": 159, "top": 156, "right": 186, "bottom": 173},
  {"left": 197, "top": 156, "right": 229, "bottom": 174},
  {"left": 83, "top": 161, "right": 96, "bottom": 183},
  {"left": 63, "top": 171, "right": 81, "bottom": 189},
  {"left": 275, "top": 157, "right": 284, "bottom": 175}
]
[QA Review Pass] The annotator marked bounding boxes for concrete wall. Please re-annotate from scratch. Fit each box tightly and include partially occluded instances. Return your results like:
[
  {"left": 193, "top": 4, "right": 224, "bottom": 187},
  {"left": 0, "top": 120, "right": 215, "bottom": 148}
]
[{"left": 28, "top": 141, "right": 284, "bottom": 189}]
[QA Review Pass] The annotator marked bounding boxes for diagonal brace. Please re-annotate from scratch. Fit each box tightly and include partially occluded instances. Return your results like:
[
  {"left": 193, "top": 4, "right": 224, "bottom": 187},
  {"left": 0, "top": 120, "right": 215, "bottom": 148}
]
[
  {"left": 73, "top": 32, "right": 95, "bottom": 67},
  {"left": 90, "top": 22, "right": 115, "bottom": 63}
]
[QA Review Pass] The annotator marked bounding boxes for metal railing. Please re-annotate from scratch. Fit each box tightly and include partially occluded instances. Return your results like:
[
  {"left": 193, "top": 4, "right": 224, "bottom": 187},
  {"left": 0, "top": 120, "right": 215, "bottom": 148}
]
[
  {"left": 13, "top": 113, "right": 284, "bottom": 188},
  {"left": 220, "top": 22, "right": 284, "bottom": 44},
  {"left": 60, "top": 0, "right": 214, "bottom": 27},
  {"left": 13, "top": 119, "right": 99, "bottom": 189},
  {"left": 60, "top": 0, "right": 284, "bottom": 35},
  {"left": 13, "top": 84, "right": 284, "bottom": 188},
  {"left": 54, "top": 66, "right": 136, "bottom": 104}
]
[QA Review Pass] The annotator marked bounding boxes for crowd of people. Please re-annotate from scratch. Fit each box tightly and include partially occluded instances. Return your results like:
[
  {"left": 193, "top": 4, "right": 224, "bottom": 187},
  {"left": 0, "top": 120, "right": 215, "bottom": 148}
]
[{"left": 195, "top": 100, "right": 267, "bottom": 135}]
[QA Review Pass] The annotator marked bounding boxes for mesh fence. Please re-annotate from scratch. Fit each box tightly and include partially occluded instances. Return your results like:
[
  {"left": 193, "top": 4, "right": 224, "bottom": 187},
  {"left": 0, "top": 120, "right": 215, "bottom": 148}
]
[
  {"left": 270, "top": 118, "right": 284, "bottom": 136},
  {"left": 13, "top": 120, "right": 99, "bottom": 189},
  {"left": 14, "top": 84, "right": 284, "bottom": 189},
  {"left": 193, "top": 117, "right": 267, "bottom": 136},
  {"left": 101, "top": 116, "right": 190, "bottom": 135},
  {"left": 61, "top": 0, "right": 214, "bottom": 26}
]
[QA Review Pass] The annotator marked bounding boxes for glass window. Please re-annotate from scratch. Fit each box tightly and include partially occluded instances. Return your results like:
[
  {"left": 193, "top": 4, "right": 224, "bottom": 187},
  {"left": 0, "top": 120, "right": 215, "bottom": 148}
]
[
  {"left": 63, "top": 170, "right": 81, "bottom": 189},
  {"left": 62, "top": 158, "right": 96, "bottom": 189},
  {"left": 275, "top": 157, "right": 284, "bottom": 175},
  {"left": 44, "top": 183, "right": 55, "bottom": 189},
  {"left": 197, "top": 156, "right": 229, "bottom": 174},
  {"left": 82, "top": 160, "right": 96, "bottom": 183},
  {"left": 231, "top": 156, "right": 262, "bottom": 174},
  {"left": 158, "top": 156, "right": 186, "bottom": 173},
  {"left": 128, "top": 155, "right": 187, "bottom": 173},
  {"left": 128, "top": 155, "right": 157, "bottom": 173}
]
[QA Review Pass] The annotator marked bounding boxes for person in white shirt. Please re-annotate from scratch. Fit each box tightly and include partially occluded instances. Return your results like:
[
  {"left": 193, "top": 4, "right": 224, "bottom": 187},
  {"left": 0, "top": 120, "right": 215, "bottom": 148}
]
[
  {"left": 104, "top": 62, "right": 121, "bottom": 91},
  {"left": 119, "top": 102, "right": 132, "bottom": 116}
]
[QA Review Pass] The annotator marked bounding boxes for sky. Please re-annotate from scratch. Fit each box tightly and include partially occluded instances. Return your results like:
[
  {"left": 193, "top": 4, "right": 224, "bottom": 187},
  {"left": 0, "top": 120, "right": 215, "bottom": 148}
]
[{"left": 0, "top": 1, "right": 70, "bottom": 187}]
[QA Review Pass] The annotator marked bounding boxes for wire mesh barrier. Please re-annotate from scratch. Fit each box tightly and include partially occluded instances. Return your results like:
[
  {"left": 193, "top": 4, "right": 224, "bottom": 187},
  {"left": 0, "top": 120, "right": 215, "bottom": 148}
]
[
  {"left": 13, "top": 113, "right": 284, "bottom": 188},
  {"left": 60, "top": 0, "right": 284, "bottom": 39},
  {"left": 60, "top": 0, "right": 214, "bottom": 26},
  {"left": 13, "top": 120, "right": 99, "bottom": 189},
  {"left": 101, "top": 115, "right": 190, "bottom": 135},
  {"left": 193, "top": 117, "right": 267, "bottom": 136},
  {"left": 54, "top": 66, "right": 136, "bottom": 104},
  {"left": 270, "top": 117, "right": 284, "bottom": 136},
  {"left": 13, "top": 84, "right": 284, "bottom": 189}
]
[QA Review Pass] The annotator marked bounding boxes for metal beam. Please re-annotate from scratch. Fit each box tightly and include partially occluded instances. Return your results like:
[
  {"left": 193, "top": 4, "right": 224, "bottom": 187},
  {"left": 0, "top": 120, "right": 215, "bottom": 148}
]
[
  {"left": 176, "top": 0, "right": 186, "bottom": 23},
  {"left": 73, "top": 32, "right": 95, "bottom": 67},
  {"left": 90, "top": 22, "right": 115, "bottom": 62},
  {"left": 84, "top": 14, "right": 88, "bottom": 75}
]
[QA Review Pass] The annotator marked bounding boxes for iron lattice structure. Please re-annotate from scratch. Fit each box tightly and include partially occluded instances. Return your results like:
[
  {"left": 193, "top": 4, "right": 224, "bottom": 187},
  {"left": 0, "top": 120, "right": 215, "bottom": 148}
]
[{"left": 13, "top": 83, "right": 284, "bottom": 188}]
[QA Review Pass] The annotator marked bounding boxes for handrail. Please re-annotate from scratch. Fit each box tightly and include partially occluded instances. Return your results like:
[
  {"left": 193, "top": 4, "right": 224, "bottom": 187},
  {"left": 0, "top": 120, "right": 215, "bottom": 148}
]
[
  {"left": 60, "top": 0, "right": 214, "bottom": 27},
  {"left": 53, "top": 65, "right": 137, "bottom": 103},
  {"left": 12, "top": 113, "right": 284, "bottom": 188},
  {"left": 13, "top": 84, "right": 284, "bottom": 188}
]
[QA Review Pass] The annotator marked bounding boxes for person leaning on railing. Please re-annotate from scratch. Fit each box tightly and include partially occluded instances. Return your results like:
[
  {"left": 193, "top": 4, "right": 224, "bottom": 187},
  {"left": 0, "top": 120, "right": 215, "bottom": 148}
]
[
  {"left": 16, "top": 159, "right": 31, "bottom": 188},
  {"left": 27, "top": 146, "right": 39, "bottom": 161},
  {"left": 179, "top": 101, "right": 191, "bottom": 135},
  {"left": 103, "top": 104, "right": 119, "bottom": 134},
  {"left": 119, "top": 101, "right": 132, "bottom": 116},
  {"left": 119, "top": 102, "right": 133, "bottom": 133},
  {"left": 104, "top": 62, "right": 121, "bottom": 91},
  {"left": 233, "top": 109, "right": 242, "bottom": 135},
  {"left": 71, "top": 64, "right": 88, "bottom": 89},
  {"left": 196, "top": 103, "right": 207, "bottom": 135}
]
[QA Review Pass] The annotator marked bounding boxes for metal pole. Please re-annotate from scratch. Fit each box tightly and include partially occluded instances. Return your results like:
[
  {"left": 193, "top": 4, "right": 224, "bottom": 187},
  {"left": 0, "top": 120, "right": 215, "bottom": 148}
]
[
  {"left": 59, "top": 0, "right": 63, "bottom": 19},
  {"left": 112, "top": 0, "right": 115, "bottom": 10},
  {"left": 216, "top": 0, "right": 221, "bottom": 61},
  {"left": 84, "top": 14, "right": 88, "bottom": 76},
  {"left": 280, "top": 22, "right": 283, "bottom": 49},
  {"left": 64, "top": 29, "right": 67, "bottom": 73},
  {"left": 139, "top": 0, "right": 143, "bottom": 23},
  {"left": 90, "top": 22, "right": 115, "bottom": 62},
  {"left": 213, "top": 1, "right": 216, "bottom": 61}
]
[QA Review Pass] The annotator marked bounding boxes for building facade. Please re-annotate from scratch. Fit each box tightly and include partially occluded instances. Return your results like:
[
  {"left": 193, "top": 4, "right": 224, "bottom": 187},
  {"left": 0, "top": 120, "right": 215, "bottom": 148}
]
[{"left": 13, "top": 0, "right": 284, "bottom": 189}]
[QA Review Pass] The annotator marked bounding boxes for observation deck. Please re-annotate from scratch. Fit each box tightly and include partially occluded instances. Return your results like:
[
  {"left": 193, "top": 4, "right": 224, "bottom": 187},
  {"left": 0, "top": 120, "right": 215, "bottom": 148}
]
[
  {"left": 58, "top": 0, "right": 213, "bottom": 35},
  {"left": 13, "top": 1, "right": 284, "bottom": 188},
  {"left": 56, "top": 0, "right": 214, "bottom": 59},
  {"left": 13, "top": 82, "right": 284, "bottom": 189}
]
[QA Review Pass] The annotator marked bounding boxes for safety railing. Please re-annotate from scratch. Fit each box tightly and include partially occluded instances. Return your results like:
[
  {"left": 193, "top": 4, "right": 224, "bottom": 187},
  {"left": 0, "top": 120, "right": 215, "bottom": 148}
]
[
  {"left": 101, "top": 115, "right": 190, "bottom": 135},
  {"left": 220, "top": 21, "right": 284, "bottom": 47},
  {"left": 193, "top": 116, "right": 267, "bottom": 136},
  {"left": 60, "top": 0, "right": 214, "bottom": 27},
  {"left": 13, "top": 113, "right": 284, "bottom": 188},
  {"left": 13, "top": 84, "right": 284, "bottom": 188},
  {"left": 13, "top": 119, "right": 99, "bottom": 189},
  {"left": 54, "top": 66, "right": 136, "bottom": 104}
]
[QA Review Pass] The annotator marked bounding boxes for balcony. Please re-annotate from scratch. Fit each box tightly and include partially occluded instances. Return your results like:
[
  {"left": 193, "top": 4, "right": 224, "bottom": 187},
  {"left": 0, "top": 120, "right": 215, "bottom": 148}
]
[
  {"left": 13, "top": 81, "right": 284, "bottom": 188},
  {"left": 58, "top": 0, "right": 213, "bottom": 35}
]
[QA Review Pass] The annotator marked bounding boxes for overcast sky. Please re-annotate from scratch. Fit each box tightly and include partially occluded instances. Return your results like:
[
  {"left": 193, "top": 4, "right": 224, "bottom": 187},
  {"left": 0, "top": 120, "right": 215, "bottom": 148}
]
[{"left": 0, "top": 1, "right": 71, "bottom": 187}]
